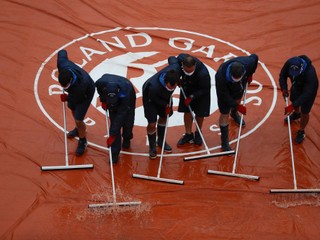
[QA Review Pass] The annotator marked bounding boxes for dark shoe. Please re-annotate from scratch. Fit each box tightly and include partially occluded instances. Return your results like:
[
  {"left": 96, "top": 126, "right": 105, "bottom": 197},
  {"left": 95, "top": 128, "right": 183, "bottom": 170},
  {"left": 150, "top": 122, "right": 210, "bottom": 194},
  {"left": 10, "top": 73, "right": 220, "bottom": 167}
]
[
  {"left": 76, "top": 138, "right": 87, "bottom": 156},
  {"left": 149, "top": 146, "right": 157, "bottom": 159},
  {"left": 222, "top": 144, "right": 232, "bottom": 152},
  {"left": 295, "top": 130, "right": 305, "bottom": 144},
  {"left": 111, "top": 154, "right": 119, "bottom": 163},
  {"left": 122, "top": 139, "right": 130, "bottom": 149},
  {"left": 230, "top": 111, "right": 245, "bottom": 126},
  {"left": 157, "top": 141, "right": 172, "bottom": 153},
  {"left": 177, "top": 133, "right": 194, "bottom": 146},
  {"left": 222, "top": 145, "right": 233, "bottom": 156},
  {"left": 67, "top": 128, "right": 78, "bottom": 138},
  {"left": 194, "top": 131, "right": 203, "bottom": 146},
  {"left": 148, "top": 133, "right": 157, "bottom": 159},
  {"left": 285, "top": 112, "right": 301, "bottom": 122}
]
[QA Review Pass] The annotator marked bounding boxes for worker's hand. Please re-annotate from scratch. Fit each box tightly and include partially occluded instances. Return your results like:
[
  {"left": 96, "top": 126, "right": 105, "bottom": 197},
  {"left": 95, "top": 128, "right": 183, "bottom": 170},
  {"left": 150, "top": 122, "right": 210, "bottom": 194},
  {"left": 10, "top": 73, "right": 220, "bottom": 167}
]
[
  {"left": 284, "top": 104, "right": 294, "bottom": 115},
  {"left": 165, "top": 105, "right": 172, "bottom": 115},
  {"left": 101, "top": 102, "right": 107, "bottom": 110},
  {"left": 60, "top": 93, "right": 68, "bottom": 102},
  {"left": 237, "top": 104, "right": 247, "bottom": 115},
  {"left": 184, "top": 95, "right": 194, "bottom": 106},
  {"left": 106, "top": 135, "right": 116, "bottom": 147}
]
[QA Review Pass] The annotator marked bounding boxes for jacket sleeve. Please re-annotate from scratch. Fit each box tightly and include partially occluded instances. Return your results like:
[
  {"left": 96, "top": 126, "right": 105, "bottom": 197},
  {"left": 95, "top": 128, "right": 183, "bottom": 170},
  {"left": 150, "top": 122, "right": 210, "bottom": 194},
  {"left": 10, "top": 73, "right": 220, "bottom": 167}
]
[
  {"left": 57, "top": 50, "right": 69, "bottom": 70},
  {"left": 95, "top": 80, "right": 106, "bottom": 102},
  {"left": 168, "top": 56, "right": 179, "bottom": 65},
  {"left": 168, "top": 57, "right": 182, "bottom": 77},
  {"left": 191, "top": 69, "right": 211, "bottom": 100},
  {"left": 148, "top": 84, "right": 168, "bottom": 107},
  {"left": 246, "top": 54, "right": 259, "bottom": 77},
  {"left": 279, "top": 60, "right": 291, "bottom": 91},
  {"left": 216, "top": 72, "right": 238, "bottom": 108}
]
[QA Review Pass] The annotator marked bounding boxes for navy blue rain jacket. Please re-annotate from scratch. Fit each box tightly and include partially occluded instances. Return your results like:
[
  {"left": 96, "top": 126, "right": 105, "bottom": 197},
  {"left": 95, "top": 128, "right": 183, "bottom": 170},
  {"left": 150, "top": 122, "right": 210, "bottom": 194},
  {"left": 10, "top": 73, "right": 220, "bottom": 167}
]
[
  {"left": 279, "top": 55, "right": 318, "bottom": 107},
  {"left": 95, "top": 74, "right": 136, "bottom": 136},
  {"left": 57, "top": 50, "right": 95, "bottom": 105},
  {"left": 215, "top": 54, "right": 259, "bottom": 108}
]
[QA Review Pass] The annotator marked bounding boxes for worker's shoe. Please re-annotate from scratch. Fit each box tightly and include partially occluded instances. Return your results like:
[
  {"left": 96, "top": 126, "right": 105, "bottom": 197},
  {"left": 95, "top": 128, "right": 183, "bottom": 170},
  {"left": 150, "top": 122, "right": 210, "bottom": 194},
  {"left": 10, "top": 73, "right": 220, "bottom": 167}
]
[
  {"left": 194, "top": 131, "right": 203, "bottom": 146},
  {"left": 76, "top": 138, "right": 87, "bottom": 156},
  {"left": 67, "top": 128, "right": 78, "bottom": 138},
  {"left": 177, "top": 133, "right": 194, "bottom": 146},
  {"left": 295, "top": 130, "right": 305, "bottom": 144}
]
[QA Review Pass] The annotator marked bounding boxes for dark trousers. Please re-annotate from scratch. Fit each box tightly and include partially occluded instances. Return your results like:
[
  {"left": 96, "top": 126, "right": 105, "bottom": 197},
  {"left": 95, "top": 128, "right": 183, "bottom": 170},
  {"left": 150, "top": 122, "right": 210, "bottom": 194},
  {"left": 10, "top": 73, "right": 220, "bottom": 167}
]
[{"left": 109, "top": 109, "right": 134, "bottom": 156}]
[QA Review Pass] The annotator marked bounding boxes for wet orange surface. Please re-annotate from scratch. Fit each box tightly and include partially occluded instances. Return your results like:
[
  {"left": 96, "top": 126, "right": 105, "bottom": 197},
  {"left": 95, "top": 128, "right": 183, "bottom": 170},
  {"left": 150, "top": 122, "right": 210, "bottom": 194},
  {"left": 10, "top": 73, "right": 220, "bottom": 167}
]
[{"left": 1, "top": 1, "right": 320, "bottom": 239}]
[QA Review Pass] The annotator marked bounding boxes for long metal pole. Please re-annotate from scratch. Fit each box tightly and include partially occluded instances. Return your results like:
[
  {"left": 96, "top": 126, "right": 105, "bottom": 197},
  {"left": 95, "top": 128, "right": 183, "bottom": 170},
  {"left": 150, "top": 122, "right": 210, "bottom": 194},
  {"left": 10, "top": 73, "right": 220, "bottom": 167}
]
[
  {"left": 231, "top": 82, "right": 248, "bottom": 174},
  {"left": 105, "top": 110, "right": 117, "bottom": 203},
  {"left": 285, "top": 97, "right": 297, "bottom": 190},
  {"left": 62, "top": 99, "right": 69, "bottom": 167},
  {"left": 156, "top": 98, "right": 171, "bottom": 178}
]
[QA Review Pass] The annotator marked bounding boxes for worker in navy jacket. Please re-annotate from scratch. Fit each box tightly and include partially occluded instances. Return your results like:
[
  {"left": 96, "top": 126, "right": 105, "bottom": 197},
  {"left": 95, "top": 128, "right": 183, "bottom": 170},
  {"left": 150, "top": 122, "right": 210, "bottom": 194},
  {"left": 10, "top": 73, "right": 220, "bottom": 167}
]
[
  {"left": 142, "top": 67, "right": 180, "bottom": 159},
  {"left": 168, "top": 53, "right": 211, "bottom": 147},
  {"left": 279, "top": 55, "right": 318, "bottom": 144},
  {"left": 95, "top": 74, "right": 136, "bottom": 163},
  {"left": 57, "top": 49, "right": 95, "bottom": 156},
  {"left": 215, "top": 54, "right": 259, "bottom": 151}
]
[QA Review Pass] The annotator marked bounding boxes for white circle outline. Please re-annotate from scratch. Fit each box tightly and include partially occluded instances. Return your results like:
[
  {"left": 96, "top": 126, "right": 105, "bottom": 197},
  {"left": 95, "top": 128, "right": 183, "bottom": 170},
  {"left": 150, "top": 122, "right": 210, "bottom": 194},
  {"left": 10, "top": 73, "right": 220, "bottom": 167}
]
[{"left": 34, "top": 27, "right": 277, "bottom": 157}]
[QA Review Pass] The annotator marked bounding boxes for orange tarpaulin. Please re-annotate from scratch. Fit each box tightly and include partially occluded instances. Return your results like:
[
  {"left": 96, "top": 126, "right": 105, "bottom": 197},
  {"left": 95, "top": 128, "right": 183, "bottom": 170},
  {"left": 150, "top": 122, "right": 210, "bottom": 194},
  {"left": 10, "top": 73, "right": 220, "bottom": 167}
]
[{"left": 1, "top": 1, "right": 320, "bottom": 239}]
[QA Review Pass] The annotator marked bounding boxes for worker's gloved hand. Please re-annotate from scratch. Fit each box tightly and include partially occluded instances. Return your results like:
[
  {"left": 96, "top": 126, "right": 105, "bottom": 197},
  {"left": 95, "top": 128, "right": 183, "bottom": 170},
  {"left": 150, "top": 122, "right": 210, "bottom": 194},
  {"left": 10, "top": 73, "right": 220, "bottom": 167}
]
[
  {"left": 106, "top": 135, "right": 116, "bottom": 147},
  {"left": 184, "top": 95, "right": 194, "bottom": 106},
  {"left": 60, "top": 93, "right": 68, "bottom": 102},
  {"left": 101, "top": 102, "right": 107, "bottom": 110},
  {"left": 165, "top": 105, "right": 172, "bottom": 115},
  {"left": 284, "top": 104, "right": 294, "bottom": 115},
  {"left": 237, "top": 104, "right": 247, "bottom": 115}
]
